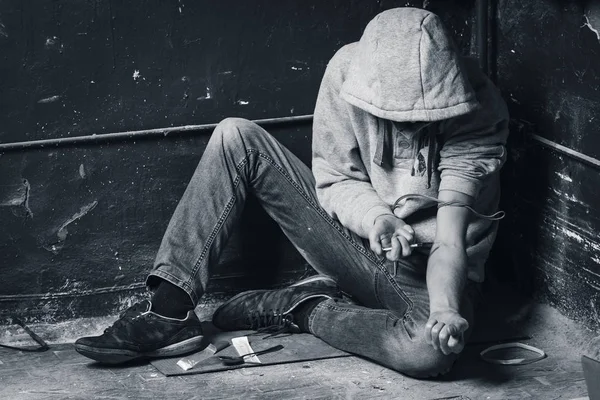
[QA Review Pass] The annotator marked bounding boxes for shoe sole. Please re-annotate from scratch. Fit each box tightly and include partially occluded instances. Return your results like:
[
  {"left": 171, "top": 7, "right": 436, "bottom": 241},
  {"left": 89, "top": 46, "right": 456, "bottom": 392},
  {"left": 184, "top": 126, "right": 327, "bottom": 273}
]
[
  {"left": 74, "top": 335, "right": 205, "bottom": 365},
  {"left": 289, "top": 275, "right": 337, "bottom": 288}
]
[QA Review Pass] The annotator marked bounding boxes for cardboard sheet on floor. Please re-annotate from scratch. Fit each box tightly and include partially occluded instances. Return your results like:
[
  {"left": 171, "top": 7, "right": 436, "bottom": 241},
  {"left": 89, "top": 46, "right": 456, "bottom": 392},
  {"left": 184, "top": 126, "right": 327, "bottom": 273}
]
[
  {"left": 150, "top": 330, "right": 351, "bottom": 376},
  {"left": 582, "top": 355, "right": 600, "bottom": 400}
]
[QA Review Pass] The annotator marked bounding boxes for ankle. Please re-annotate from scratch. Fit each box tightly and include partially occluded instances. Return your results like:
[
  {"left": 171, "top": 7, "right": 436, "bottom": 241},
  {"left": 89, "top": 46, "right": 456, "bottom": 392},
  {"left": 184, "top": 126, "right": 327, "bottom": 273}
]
[
  {"left": 294, "top": 298, "right": 326, "bottom": 333},
  {"left": 151, "top": 279, "right": 195, "bottom": 319}
]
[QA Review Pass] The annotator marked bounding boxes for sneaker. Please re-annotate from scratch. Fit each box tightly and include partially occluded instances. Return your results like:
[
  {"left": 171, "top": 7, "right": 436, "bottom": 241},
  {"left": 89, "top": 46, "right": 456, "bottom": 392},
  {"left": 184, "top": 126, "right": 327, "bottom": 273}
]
[
  {"left": 212, "top": 276, "right": 340, "bottom": 334},
  {"left": 74, "top": 300, "right": 204, "bottom": 364}
]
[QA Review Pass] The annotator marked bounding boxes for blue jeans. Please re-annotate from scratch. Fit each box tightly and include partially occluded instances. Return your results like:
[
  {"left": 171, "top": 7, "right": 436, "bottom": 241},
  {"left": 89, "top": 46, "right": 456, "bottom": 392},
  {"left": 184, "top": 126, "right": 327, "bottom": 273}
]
[{"left": 148, "top": 118, "right": 478, "bottom": 378}]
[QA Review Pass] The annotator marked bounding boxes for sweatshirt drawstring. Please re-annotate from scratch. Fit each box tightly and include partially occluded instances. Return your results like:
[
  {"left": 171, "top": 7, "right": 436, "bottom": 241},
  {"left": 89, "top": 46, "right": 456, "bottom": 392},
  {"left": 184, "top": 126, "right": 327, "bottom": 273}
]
[
  {"left": 377, "top": 120, "right": 438, "bottom": 189},
  {"left": 426, "top": 125, "right": 437, "bottom": 189},
  {"left": 374, "top": 119, "right": 393, "bottom": 169},
  {"left": 410, "top": 123, "right": 437, "bottom": 189}
]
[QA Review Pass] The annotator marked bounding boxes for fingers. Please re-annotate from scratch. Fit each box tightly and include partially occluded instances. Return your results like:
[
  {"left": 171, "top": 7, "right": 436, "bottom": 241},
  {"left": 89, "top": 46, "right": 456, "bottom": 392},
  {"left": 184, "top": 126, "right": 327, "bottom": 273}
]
[
  {"left": 397, "top": 235, "right": 411, "bottom": 258},
  {"left": 396, "top": 224, "right": 414, "bottom": 258},
  {"left": 368, "top": 216, "right": 414, "bottom": 260},
  {"left": 428, "top": 321, "right": 452, "bottom": 355},
  {"left": 396, "top": 224, "right": 414, "bottom": 242},
  {"left": 369, "top": 229, "right": 384, "bottom": 256},
  {"left": 430, "top": 321, "right": 444, "bottom": 351},
  {"left": 384, "top": 235, "right": 413, "bottom": 260},
  {"left": 438, "top": 325, "right": 455, "bottom": 355},
  {"left": 425, "top": 317, "right": 469, "bottom": 355},
  {"left": 447, "top": 334, "right": 465, "bottom": 354},
  {"left": 448, "top": 320, "right": 468, "bottom": 354},
  {"left": 384, "top": 225, "right": 414, "bottom": 260},
  {"left": 424, "top": 318, "right": 436, "bottom": 345}
]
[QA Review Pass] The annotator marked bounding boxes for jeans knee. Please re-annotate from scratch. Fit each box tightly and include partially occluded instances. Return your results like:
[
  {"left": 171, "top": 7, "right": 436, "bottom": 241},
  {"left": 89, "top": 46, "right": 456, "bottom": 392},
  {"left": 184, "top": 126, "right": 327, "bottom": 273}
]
[
  {"left": 402, "top": 344, "right": 456, "bottom": 379},
  {"left": 213, "top": 117, "right": 264, "bottom": 148},
  {"left": 383, "top": 329, "right": 457, "bottom": 378},
  {"left": 400, "top": 341, "right": 456, "bottom": 379}
]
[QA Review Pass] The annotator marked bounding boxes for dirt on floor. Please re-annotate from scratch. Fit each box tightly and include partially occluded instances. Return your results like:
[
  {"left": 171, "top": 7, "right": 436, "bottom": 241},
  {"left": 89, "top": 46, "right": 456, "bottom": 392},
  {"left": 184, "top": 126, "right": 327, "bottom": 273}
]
[{"left": 0, "top": 291, "right": 598, "bottom": 400}]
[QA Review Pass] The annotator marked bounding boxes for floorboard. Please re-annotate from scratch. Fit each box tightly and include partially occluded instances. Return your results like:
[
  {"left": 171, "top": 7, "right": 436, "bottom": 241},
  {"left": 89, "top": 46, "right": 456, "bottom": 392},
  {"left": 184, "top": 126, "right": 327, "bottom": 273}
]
[{"left": 0, "top": 302, "right": 595, "bottom": 400}]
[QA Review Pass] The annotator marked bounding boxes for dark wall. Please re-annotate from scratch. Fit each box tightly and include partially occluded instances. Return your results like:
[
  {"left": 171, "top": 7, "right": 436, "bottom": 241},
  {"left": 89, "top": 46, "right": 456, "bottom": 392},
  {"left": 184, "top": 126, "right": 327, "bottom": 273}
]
[
  {"left": 494, "top": 0, "right": 600, "bottom": 330},
  {"left": 0, "top": 1, "right": 475, "bottom": 323}
]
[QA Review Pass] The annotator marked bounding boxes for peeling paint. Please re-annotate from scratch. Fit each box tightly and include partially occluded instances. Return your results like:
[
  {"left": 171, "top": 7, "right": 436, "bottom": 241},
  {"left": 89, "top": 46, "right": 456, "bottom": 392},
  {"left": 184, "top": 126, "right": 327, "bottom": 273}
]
[
  {"left": 59, "top": 279, "right": 72, "bottom": 291},
  {"left": 583, "top": 15, "right": 600, "bottom": 42},
  {"left": 0, "top": 179, "right": 33, "bottom": 218},
  {"left": 562, "top": 193, "right": 586, "bottom": 206},
  {"left": 555, "top": 171, "right": 573, "bottom": 182},
  {"left": 79, "top": 164, "right": 86, "bottom": 179},
  {"left": 591, "top": 299, "right": 600, "bottom": 324},
  {"left": 37, "top": 95, "right": 61, "bottom": 104},
  {"left": 44, "top": 201, "right": 99, "bottom": 253},
  {"left": 551, "top": 188, "right": 586, "bottom": 206},
  {"left": 592, "top": 256, "right": 600, "bottom": 265},
  {"left": 0, "top": 21, "right": 7, "bottom": 38},
  {"left": 132, "top": 70, "right": 142, "bottom": 81},
  {"left": 45, "top": 36, "right": 59, "bottom": 47},
  {"left": 559, "top": 226, "right": 600, "bottom": 253},
  {"left": 237, "top": 100, "right": 249, "bottom": 105},
  {"left": 196, "top": 87, "right": 212, "bottom": 101},
  {"left": 583, "top": 267, "right": 600, "bottom": 279},
  {"left": 560, "top": 226, "right": 584, "bottom": 243},
  {"left": 22, "top": 179, "right": 32, "bottom": 218},
  {"left": 57, "top": 201, "right": 98, "bottom": 241}
]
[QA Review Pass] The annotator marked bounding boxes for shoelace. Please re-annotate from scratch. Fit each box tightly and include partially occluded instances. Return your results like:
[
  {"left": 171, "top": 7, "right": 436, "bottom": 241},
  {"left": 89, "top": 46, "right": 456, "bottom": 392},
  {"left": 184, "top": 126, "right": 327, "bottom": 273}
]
[
  {"left": 104, "top": 318, "right": 129, "bottom": 335},
  {"left": 247, "top": 309, "right": 295, "bottom": 340},
  {"left": 104, "top": 303, "right": 146, "bottom": 334}
]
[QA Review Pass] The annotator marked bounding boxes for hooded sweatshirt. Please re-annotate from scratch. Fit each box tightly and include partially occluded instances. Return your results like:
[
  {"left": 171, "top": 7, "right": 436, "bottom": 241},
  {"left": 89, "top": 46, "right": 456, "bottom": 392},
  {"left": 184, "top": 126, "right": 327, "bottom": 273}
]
[{"left": 311, "top": 8, "right": 509, "bottom": 282}]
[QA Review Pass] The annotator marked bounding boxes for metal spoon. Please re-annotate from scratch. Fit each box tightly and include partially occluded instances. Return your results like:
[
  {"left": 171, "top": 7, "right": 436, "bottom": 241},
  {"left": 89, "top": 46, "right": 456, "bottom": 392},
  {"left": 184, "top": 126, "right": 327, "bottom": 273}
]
[{"left": 218, "top": 344, "right": 284, "bottom": 365}]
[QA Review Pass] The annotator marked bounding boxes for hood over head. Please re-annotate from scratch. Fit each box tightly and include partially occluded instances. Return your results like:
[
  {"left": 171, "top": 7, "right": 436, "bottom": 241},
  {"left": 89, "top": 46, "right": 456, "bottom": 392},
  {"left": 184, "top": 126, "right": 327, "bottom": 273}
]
[{"left": 340, "top": 7, "right": 478, "bottom": 123}]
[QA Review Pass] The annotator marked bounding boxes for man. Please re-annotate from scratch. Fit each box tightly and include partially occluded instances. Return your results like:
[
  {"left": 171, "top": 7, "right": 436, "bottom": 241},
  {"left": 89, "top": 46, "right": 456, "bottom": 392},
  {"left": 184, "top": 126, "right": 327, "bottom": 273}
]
[{"left": 75, "top": 7, "right": 508, "bottom": 378}]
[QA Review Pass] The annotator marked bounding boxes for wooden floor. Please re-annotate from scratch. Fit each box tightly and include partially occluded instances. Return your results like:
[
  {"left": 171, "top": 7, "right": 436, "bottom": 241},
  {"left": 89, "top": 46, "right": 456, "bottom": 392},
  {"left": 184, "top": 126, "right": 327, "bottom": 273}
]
[{"left": 0, "top": 301, "right": 595, "bottom": 400}]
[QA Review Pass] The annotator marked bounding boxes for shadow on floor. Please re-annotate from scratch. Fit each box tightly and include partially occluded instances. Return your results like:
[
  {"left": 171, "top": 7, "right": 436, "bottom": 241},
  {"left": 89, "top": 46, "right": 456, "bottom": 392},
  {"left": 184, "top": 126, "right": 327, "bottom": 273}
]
[{"left": 0, "top": 292, "right": 594, "bottom": 400}]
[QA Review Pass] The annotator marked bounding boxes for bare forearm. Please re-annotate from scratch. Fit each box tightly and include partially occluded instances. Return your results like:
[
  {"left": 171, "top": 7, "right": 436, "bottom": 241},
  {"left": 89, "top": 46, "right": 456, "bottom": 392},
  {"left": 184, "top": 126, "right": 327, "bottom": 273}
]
[
  {"left": 427, "top": 244, "right": 468, "bottom": 313},
  {"left": 424, "top": 179, "right": 477, "bottom": 354},
  {"left": 427, "top": 189, "right": 472, "bottom": 311}
]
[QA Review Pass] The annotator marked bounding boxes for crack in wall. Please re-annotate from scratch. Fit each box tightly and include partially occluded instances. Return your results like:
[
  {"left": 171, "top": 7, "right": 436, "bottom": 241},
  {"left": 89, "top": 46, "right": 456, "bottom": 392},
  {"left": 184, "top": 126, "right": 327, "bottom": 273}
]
[
  {"left": 44, "top": 201, "right": 98, "bottom": 253},
  {"left": 57, "top": 200, "right": 98, "bottom": 242},
  {"left": 0, "top": 179, "right": 33, "bottom": 218},
  {"left": 22, "top": 179, "right": 33, "bottom": 218},
  {"left": 583, "top": 1, "right": 600, "bottom": 42}
]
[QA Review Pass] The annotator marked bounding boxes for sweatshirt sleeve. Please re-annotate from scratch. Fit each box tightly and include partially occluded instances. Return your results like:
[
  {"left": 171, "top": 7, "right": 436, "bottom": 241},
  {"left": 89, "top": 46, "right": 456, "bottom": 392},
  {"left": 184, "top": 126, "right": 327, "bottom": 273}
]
[
  {"left": 437, "top": 73, "right": 510, "bottom": 199},
  {"left": 312, "top": 49, "right": 394, "bottom": 238}
]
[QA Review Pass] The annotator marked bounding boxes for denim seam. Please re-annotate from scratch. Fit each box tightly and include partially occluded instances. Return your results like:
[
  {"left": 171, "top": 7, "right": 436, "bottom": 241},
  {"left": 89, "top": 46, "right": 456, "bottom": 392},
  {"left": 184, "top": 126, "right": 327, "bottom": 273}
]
[
  {"left": 309, "top": 302, "right": 402, "bottom": 333},
  {"left": 247, "top": 147, "right": 416, "bottom": 319},
  {"left": 374, "top": 263, "right": 415, "bottom": 317},
  {"left": 308, "top": 301, "right": 328, "bottom": 333},
  {"left": 246, "top": 148, "right": 381, "bottom": 267},
  {"left": 149, "top": 269, "right": 190, "bottom": 294},
  {"left": 185, "top": 164, "right": 246, "bottom": 298},
  {"left": 321, "top": 303, "right": 397, "bottom": 317}
]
